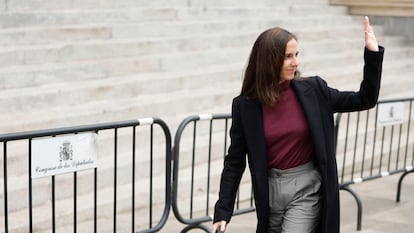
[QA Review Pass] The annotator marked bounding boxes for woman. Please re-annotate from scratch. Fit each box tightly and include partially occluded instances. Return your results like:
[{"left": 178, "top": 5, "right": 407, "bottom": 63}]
[{"left": 212, "top": 16, "right": 384, "bottom": 233}]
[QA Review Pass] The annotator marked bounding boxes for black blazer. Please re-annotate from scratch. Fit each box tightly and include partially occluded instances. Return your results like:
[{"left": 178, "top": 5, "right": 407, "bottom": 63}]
[{"left": 214, "top": 47, "right": 384, "bottom": 233}]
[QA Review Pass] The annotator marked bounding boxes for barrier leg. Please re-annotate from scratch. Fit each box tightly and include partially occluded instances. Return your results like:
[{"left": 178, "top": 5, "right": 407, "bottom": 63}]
[
  {"left": 396, "top": 170, "right": 414, "bottom": 202},
  {"left": 340, "top": 185, "right": 363, "bottom": 231},
  {"left": 180, "top": 223, "right": 210, "bottom": 233}
]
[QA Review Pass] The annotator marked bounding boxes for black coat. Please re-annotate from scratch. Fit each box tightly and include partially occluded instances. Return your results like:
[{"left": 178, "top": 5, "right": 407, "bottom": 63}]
[{"left": 214, "top": 47, "right": 384, "bottom": 233}]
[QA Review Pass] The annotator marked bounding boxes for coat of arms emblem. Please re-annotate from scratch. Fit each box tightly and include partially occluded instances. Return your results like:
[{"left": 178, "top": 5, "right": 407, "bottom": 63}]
[{"left": 59, "top": 140, "right": 73, "bottom": 162}]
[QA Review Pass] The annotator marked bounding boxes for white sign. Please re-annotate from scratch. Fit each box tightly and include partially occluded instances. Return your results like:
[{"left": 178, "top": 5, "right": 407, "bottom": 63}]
[
  {"left": 31, "top": 132, "right": 98, "bottom": 178},
  {"left": 377, "top": 102, "right": 405, "bottom": 127}
]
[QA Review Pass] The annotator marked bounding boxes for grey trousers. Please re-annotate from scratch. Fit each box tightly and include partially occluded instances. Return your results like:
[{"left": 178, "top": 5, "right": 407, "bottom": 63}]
[{"left": 268, "top": 162, "right": 321, "bottom": 233}]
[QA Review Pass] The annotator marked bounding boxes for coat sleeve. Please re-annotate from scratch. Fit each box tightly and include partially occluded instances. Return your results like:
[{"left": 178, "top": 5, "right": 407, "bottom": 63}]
[
  {"left": 321, "top": 46, "right": 384, "bottom": 112},
  {"left": 213, "top": 97, "right": 248, "bottom": 223}
]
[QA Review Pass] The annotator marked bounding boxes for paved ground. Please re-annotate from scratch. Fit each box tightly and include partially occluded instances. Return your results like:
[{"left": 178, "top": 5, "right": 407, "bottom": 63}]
[{"left": 161, "top": 172, "right": 414, "bottom": 232}]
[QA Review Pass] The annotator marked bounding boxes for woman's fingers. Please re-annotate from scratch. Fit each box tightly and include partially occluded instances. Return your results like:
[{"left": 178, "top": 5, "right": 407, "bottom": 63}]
[
  {"left": 364, "top": 16, "right": 370, "bottom": 32},
  {"left": 212, "top": 221, "right": 227, "bottom": 232},
  {"left": 364, "top": 16, "right": 379, "bottom": 51}
]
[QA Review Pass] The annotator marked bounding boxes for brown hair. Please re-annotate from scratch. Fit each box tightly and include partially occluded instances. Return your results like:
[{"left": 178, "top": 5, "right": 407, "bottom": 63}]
[{"left": 241, "top": 27, "right": 299, "bottom": 106}]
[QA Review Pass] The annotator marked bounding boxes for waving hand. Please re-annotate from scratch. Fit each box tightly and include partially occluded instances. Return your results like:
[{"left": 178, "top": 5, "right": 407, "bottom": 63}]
[{"left": 364, "top": 16, "right": 379, "bottom": 52}]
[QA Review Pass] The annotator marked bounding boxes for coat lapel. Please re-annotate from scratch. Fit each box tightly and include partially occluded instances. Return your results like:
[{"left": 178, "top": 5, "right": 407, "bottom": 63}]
[{"left": 292, "top": 80, "right": 327, "bottom": 166}]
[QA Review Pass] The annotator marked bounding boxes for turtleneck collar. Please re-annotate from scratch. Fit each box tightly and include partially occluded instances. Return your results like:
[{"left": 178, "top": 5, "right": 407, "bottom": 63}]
[{"left": 280, "top": 80, "right": 291, "bottom": 91}]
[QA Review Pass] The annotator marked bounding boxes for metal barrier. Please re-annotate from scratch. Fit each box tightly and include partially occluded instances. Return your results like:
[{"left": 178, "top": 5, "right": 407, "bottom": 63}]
[
  {"left": 0, "top": 118, "right": 171, "bottom": 233},
  {"left": 1, "top": 98, "right": 413, "bottom": 233},
  {"left": 336, "top": 97, "right": 414, "bottom": 230},
  {"left": 172, "top": 114, "right": 255, "bottom": 233}
]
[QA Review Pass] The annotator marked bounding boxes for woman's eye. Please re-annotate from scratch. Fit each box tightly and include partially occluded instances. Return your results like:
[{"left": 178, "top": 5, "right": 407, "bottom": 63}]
[{"left": 285, "top": 52, "right": 299, "bottom": 59}]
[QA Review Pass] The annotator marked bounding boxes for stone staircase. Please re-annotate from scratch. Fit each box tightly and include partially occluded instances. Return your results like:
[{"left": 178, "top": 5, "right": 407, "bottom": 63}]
[
  {"left": 0, "top": 0, "right": 381, "bottom": 134},
  {"left": 1, "top": 0, "right": 414, "bottom": 232}
]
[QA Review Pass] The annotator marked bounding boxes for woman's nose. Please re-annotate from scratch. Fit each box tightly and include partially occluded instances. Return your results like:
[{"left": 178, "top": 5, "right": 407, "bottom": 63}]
[{"left": 292, "top": 57, "right": 299, "bottom": 66}]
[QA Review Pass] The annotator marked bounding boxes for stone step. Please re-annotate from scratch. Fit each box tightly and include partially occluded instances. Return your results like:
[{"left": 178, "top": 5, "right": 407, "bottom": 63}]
[
  {"left": 179, "top": 5, "right": 348, "bottom": 20},
  {"left": 5, "top": 0, "right": 334, "bottom": 12},
  {"left": 0, "top": 24, "right": 112, "bottom": 46},
  {"left": 295, "top": 24, "right": 379, "bottom": 43},
  {"left": 0, "top": 8, "right": 178, "bottom": 29},
  {"left": 113, "top": 16, "right": 357, "bottom": 38},
  {"left": 380, "top": 35, "right": 410, "bottom": 46}
]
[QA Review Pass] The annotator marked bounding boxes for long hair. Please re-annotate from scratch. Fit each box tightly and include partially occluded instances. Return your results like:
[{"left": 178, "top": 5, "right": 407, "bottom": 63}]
[{"left": 241, "top": 27, "right": 299, "bottom": 106}]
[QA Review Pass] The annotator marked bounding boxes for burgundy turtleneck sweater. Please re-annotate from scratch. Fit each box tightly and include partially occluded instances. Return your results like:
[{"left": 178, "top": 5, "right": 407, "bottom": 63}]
[{"left": 262, "top": 80, "right": 314, "bottom": 170}]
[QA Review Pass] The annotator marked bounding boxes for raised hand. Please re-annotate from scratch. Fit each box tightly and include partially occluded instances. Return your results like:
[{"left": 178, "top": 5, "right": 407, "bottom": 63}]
[{"left": 364, "top": 16, "right": 379, "bottom": 51}]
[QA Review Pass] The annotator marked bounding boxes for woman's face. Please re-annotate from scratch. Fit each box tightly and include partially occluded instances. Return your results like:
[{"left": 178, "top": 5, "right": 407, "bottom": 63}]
[{"left": 280, "top": 38, "right": 299, "bottom": 82}]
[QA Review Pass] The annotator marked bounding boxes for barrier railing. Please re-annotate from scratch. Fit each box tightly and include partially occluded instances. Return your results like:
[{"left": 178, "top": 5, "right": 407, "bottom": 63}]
[
  {"left": 336, "top": 97, "right": 414, "bottom": 230},
  {"left": 172, "top": 114, "right": 254, "bottom": 233},
  {"left": 0, "top": 118, "right": 171, "bottom": 233}
]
